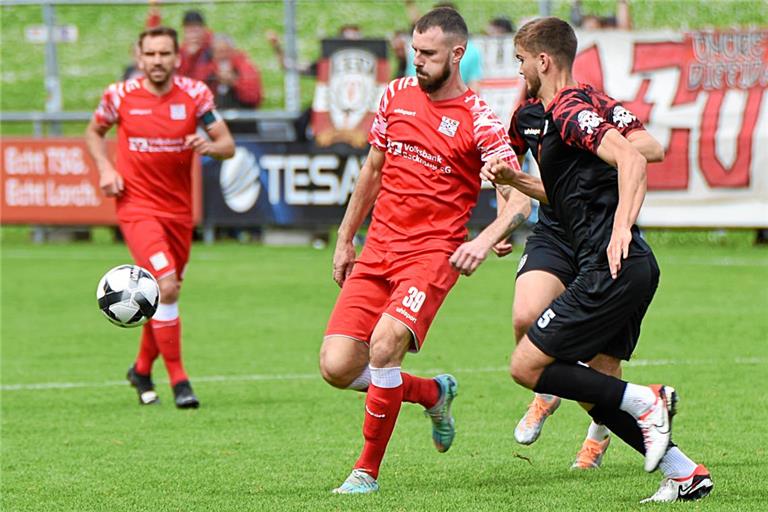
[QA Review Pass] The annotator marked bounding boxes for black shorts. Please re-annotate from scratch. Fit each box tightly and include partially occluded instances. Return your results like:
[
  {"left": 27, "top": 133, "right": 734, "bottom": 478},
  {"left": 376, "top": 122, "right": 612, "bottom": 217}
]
[
  {"left": 517, "top": 227, "right": 579, "bottom": 287},
  {"left": 527, "top": 251, "right": 660, "bottom": 363}
]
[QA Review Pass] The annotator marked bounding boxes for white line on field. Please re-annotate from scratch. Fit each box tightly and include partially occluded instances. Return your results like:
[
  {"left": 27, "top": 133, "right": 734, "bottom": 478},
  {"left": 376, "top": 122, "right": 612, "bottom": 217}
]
[{"left": 1, "top": 357, "right": 764, "bottom": 392}]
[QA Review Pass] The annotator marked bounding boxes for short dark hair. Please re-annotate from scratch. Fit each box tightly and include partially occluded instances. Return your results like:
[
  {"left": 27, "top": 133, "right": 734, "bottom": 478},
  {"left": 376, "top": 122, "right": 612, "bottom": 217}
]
[
  {"left": 514, "top": 17, "right": 577, "bottom": 69},
  {"left": 415, "top": 6, "right": 468, "bottom": 43},
  {"left": 182, "top": 10, "right": 205, "bottom": 26},
  {"left": 138, "top": 26, "right": 179, "bottom": 53},
  {"left": 490, "top": 17, "right": 515, "bottom": 34}
]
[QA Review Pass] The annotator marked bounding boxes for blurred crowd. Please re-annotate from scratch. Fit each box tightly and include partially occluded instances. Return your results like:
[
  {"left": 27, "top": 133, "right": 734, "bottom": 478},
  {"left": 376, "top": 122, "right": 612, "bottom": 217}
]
[{"left": 123, "top": 0, "right": 632, "bottom": 120}]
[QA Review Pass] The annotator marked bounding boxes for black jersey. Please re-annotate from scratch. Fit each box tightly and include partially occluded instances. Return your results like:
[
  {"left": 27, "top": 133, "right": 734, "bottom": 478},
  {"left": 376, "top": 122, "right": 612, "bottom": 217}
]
[{"left": 511, "top": 84, "right": 647, "bottom": 267}]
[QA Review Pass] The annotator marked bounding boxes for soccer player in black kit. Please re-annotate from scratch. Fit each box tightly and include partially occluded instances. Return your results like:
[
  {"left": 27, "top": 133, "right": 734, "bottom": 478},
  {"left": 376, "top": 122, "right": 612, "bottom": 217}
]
[{"left": 481, "top": 17, "right": 713, "bottom": 502}]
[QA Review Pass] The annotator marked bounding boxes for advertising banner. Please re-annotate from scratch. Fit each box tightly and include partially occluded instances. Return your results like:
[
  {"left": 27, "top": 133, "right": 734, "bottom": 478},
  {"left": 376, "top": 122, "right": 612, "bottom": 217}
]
[
  {"left": 573, "top": 29, "right": 768, "bottom": 227},
  {"left": 202, "top": 140, "right": 498, "bottom": 228},
  {"left": 1, "top": 138, "right": 202, "bottom": 225}
]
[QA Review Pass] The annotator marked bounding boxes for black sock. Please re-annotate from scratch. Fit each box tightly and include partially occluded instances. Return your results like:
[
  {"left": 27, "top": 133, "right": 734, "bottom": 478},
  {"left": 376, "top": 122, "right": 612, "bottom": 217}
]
[
  {"left": 533, "top": 361, "right": 626, "bottom": 409},
  {"left": 589, "top": 405, "right": 645, "bottom": 454}
]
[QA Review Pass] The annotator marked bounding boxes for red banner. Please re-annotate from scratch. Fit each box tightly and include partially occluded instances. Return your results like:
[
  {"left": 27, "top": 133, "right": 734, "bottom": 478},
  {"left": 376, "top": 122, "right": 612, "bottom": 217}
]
[{"left": 0, "top": 138, "right": 202, "bottom": 225}]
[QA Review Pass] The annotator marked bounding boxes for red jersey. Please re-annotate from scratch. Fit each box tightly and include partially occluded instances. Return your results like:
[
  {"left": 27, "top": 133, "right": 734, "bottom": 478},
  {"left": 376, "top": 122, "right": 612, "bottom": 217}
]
[
  {"left": 92, "top": 76, "right": 216, "bottom": 222},
  {"left": 367, "top": 77, "right": 520, "bottom": 252}
]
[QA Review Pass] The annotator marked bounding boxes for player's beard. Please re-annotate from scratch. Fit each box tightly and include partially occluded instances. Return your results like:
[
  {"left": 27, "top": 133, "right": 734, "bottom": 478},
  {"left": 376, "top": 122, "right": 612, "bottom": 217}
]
[
  {"left": 526, "top": 73, "right": 542, "bottom": 99},
  {"left": 417, "top": 60, "right": 451, "bottom": 94},
  {"left": 146, "top": 65, "right": 173, "bottom": 88}
]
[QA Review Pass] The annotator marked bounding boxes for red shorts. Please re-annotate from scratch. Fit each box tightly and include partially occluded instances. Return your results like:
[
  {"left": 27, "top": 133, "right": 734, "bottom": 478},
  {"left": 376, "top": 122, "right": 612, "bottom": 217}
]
[
  {"left": 325, "top": 244, "right": 460, "bottom": 351},
  {"left": 119, "top": 217, "right": 194, "bottom": 281}
]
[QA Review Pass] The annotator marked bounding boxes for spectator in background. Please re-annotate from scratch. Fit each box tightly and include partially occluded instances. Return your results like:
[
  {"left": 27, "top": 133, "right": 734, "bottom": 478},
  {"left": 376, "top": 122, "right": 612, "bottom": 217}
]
[
  {"left": 403, "top": 1, "right": 483, "bottom": 88},
  {"left": 266, "top": 24, "right": 362, "bottom": 77},
  {"left": 390, "top": 29, "right": 410, "bottom": 78},
  {"left": 207, "top": 34, "right": 263, "bottom": 109},
  {"left": 571, "top": 0, "right": 633, "bottom": 30},
  {"left": 486, "top": 16, "right": 515, "bottom": 36},
  {"left": 179, "top": 10, "right": 213, "bottom": 80}
]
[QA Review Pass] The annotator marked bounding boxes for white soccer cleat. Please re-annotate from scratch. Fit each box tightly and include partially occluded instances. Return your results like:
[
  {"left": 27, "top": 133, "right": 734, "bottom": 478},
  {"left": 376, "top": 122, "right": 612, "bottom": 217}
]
[
  {"left": 640, "top": 464, "right": 713, "bottom": 503},
  {"left": 332, "top": 469, "right": 379, "bottom": 495},
  {"left": 637, "top": 384, "right": 676, "bottom": 472},
  {"left": 514, "top": 394, "right": 561, "bottom": 445},
  {"left": 571, "top": 436, "right": 610, "bottom": 469}
]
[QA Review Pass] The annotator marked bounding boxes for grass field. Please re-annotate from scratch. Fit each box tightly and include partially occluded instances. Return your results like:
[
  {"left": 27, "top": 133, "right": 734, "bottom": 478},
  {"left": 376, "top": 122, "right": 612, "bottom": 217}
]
[{"left": 1, "top": 231, "right": 766, "bottom": 511}]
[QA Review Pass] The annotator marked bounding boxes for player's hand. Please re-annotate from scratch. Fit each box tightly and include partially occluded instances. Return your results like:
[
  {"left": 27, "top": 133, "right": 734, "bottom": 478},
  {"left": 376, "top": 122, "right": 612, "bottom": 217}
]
[
  {"left": 185, "top": 134, "right": 213, "bottom": 156},
  {"left": 481, "top": 157, "right": 517, "bottom": 186},
  {"left": 99, "top": 166, "right": 124, "bottom": 197},
  {"left": 332, "top": 240, "right": 356, "bottom": 287},
  {"left": 491, "top": 238, "right": 514, "bottom": 257},
  {"left": 450, "top": 236, "right": 493, "bottom": 276},
  {"left": 607, "top": 226, "right": 632, "bottom": 279}
]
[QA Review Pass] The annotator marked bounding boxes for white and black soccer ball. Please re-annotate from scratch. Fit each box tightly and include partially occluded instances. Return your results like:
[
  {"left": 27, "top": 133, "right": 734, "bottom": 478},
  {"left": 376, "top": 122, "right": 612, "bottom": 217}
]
[{"left": 96, "top": 265, "right": 160, "bottom": 328}]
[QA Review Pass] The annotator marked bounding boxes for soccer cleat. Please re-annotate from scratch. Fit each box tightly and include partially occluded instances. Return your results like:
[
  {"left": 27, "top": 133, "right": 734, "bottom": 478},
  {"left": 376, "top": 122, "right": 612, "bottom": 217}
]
[
  {"left": 571, "top": 436, "right": 611, "bottom": 469},
  {"left": 332, "top": 469, "right": 379, "bottom": 494},
  {"left": 640, "top": 464, "right": 713, "bottom": 503},
  {"left": 172, "top": 380, "right": 200, "bottom": 409},
  {"left": 424, "top": 374, "right": 458, "bottom": 453},
  {"left": 126, "top": 365, "right": 159, "bottom": 405},
  {"left": 637, "top": 384, "right": 677, "bottom": 472},
  {"left": 514, "top": 394, "right": 561, "bottom": 445}
]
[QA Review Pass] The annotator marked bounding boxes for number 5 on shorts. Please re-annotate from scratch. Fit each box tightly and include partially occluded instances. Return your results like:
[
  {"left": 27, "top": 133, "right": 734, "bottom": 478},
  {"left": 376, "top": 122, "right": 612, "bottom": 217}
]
[{"left": 402, "top": 286, "right": 426, "bottom": 313}]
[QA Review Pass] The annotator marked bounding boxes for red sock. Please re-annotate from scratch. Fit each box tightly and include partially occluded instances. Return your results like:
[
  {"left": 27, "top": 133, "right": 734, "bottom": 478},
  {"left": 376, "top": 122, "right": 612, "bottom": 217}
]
[
  {"left": 151, "top": 317, "right": 188, "bottom": 386},
  {"left": 354, "top": 384, "right": 403, "bottom": 479},
  {"left": 134, "top": 324, "right": 159, "bottom": 375},
  {"left": 402, "top": 373, "right": 440, "bottom": 409}
]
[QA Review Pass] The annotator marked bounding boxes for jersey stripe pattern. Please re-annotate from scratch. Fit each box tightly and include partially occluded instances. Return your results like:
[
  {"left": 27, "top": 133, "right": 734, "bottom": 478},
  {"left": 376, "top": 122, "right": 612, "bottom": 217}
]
[
  {"left": 93, "top": 76, "right": 216, "bottom": 222},
  {"left": 367, "top": 77, "right": 519, "bottom": 252}
]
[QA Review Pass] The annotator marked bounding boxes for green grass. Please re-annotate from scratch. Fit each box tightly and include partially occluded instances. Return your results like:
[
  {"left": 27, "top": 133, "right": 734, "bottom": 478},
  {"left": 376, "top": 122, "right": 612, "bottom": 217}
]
[{"left": 1, "top": 233, "right": 767, "bottom": 511}]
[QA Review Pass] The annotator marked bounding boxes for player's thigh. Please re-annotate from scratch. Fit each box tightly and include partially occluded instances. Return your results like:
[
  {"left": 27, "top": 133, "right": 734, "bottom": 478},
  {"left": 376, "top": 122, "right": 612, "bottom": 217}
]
[
  {"left": 527, "top": 256, "right": 658, "bottom": 364},
  {"left": 586, "top": 353, "right": 622, "bottom": 378},
  {"left": 325, "top": 255, "right": 391, "bottom": 344},
  {"left": 319, "top": 335, "right": 370, "bottom": 386},
  {"left": 384, "top": 249, "right": 459, "bottom": 352},
  {"left": 369, "top": 314, "right": 414, "bottom": 368},
  {"left": 514, "top": 270, "right": 567, "bottom": 332},
  {"left": 119, "top": 217, "right": 178, "bottom": 281},
  {"left": 159, "top": 218, "right": 194, "bottom": 281}
]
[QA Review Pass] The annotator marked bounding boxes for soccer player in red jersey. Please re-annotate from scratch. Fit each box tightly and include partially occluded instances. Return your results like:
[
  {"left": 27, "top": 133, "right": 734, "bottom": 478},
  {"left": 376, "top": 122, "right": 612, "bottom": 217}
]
[
  {"left": 320, "top": 8, "right": 531, "bottom": 494},
  {"left": 85, "top": 26, "right": 235, "bottom": 409}
]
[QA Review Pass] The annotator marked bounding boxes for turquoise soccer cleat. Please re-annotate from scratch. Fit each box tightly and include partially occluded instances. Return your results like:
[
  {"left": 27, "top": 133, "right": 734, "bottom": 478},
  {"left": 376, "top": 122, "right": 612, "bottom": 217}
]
[
  {"left": 425, "top": 373, "right": 458, "bottom": 453},
  {"left": 332, "top": 469, "right": 379, "bottom": 494}
]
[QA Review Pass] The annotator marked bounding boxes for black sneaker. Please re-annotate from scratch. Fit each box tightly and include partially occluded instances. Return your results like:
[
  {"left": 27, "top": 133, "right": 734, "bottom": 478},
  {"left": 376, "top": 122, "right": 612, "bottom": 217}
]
[
  {"left": 126, "top": 365, "right": 159, "bottom": 405},
  {"left": 173, "top": 380, "right": 200, "bottom": 409}
]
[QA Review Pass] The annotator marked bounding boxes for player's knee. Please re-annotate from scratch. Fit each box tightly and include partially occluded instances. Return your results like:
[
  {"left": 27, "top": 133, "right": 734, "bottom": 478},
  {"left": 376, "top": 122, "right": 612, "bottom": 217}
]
[
  {"left": 158, "top": 278, "right": 180, "bottom": 303},
  {"left": 509, "top": 352, "right": 537, "bottom": 389},
  {"left": 318, "top": 349, "right": 354, "bottom": 389}
]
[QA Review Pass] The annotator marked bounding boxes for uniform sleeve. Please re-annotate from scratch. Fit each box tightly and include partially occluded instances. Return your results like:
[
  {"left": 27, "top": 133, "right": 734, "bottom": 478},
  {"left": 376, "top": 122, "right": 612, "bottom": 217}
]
[
  {"left": 607, "top": 103, "right": 644, "bottom": 137},
  {"left": 551, "top": 93, "right": 615, "bottom": 154},
  {"left": 507, "top": 106, "right": 528, "bottom": 156},
  {"left": 193, "top": 81, "right": 217, "bottom": 119},
  {"left": 368, "top": 79, "right": 398, "bottom": 151},
  {"left": 471, "top": 97, "right": 520, "bottom": 170},
  {"left": 92, "top": 84, "right": 120, "bottom": 128}
]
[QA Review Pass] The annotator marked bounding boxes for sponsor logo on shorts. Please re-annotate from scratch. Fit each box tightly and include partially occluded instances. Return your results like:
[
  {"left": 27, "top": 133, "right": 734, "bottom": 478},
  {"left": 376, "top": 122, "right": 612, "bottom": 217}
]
[
  {"left": 518, "top": 253, "right": 528, "bottom": 273},
  {"left": 395, "top": 306, "right": 417, "bottom": 323},
  {"left": 537, "top": 308, "right": 556, "bottom": 329},
  {"left": 149, "top": 251, "right": 169, "bottom": 271}
]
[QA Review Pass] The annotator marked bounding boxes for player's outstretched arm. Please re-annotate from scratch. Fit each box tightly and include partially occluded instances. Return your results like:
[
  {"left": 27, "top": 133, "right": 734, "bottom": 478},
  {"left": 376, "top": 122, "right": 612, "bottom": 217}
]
[
  {"left": 481, "top": 157, "right": 549, "bottom": 204},
  {"left": 596, "top": 129, "right": 647, "bottom": 279},
  {"left": 332, "top": 147, "right": 385, "bottom": 287},
  {"left": 626, "top": 130, "right": 664, "bottom": 163},
  {"left": 85, "top": 118, "right": 123, "bottom": 197},
  {"left": 450, "top": 182, "right": 531, "bottom": 276}
]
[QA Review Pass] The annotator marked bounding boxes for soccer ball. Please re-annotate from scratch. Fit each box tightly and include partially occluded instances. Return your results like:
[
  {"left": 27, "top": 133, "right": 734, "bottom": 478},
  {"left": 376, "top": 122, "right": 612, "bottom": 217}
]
[{"left": 96, "top": 265, "right": 160, "bottom": 328}]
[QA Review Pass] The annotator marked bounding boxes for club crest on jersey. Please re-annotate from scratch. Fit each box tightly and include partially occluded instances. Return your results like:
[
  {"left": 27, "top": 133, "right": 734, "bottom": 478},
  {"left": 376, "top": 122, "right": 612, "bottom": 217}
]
[
  {"left": 612, "top": 106, "right": 637, "bottom": 128},
  {"left": 577, "top": 110, "right": 604, "bottom": 134},
  {"left": 170, "top": 104, "right": 187, "bottom": 120},
  {"left": 438, "top": 116, "right": 459, "bottom": 137}
]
